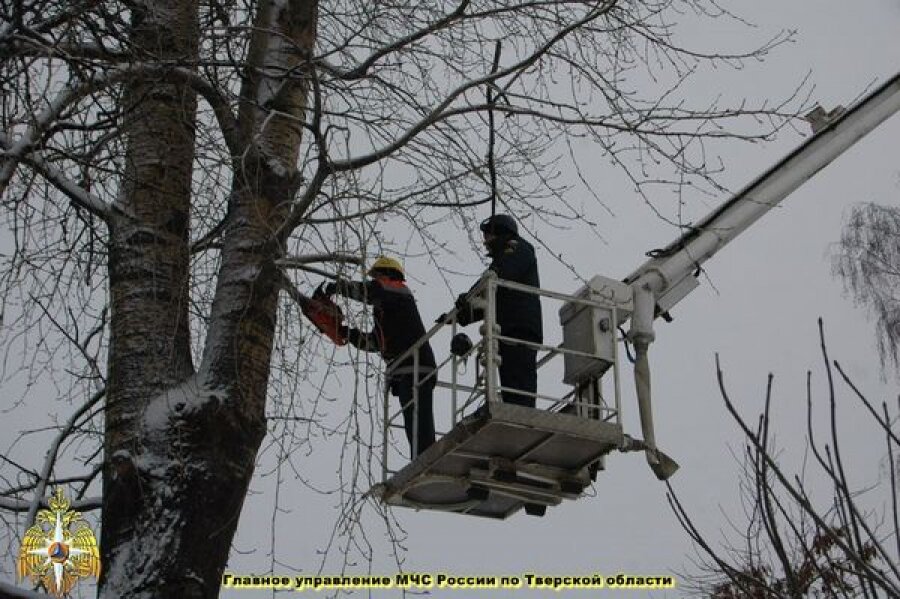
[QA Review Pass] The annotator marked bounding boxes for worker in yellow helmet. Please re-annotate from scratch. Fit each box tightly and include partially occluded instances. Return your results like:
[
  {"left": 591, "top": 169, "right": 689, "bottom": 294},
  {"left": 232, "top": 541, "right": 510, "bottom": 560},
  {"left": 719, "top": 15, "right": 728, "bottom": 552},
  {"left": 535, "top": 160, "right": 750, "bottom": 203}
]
[{"left": 326, "top": 257, "right": 437, "bottom": 457}]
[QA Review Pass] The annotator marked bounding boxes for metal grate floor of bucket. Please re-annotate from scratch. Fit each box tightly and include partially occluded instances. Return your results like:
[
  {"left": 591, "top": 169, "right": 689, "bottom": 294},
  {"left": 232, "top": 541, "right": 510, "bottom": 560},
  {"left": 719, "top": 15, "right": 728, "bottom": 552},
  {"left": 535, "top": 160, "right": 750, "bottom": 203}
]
[{"left": 372, "top": 403, "right": 623, "bottom": 519}]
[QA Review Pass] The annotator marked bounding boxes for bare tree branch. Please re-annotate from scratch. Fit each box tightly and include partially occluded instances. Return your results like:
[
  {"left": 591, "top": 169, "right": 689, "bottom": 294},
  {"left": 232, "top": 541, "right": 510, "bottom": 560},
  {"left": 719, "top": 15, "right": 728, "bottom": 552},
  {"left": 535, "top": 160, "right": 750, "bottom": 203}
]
[
  {"left": 23, "top": 388, "right": 105, "bottom": 527},
  {"left": 672, "top": 323, "right": 900, "bottom": 597}
]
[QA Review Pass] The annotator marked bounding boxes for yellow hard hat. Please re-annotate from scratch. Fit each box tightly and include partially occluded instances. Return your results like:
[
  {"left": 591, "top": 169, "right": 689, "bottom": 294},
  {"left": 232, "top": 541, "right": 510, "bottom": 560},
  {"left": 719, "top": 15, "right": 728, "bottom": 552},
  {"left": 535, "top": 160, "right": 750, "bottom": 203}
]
[{"left": 368, "top": 256, "right": 405, "bottom": 279}]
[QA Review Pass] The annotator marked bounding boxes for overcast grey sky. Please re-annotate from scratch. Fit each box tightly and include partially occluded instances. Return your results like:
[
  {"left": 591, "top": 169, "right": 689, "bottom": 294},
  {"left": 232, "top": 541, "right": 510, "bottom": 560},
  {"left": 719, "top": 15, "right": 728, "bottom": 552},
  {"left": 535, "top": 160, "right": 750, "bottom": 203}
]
[{"left": 2, "top": 1, "right": 899, "bottom": 597}]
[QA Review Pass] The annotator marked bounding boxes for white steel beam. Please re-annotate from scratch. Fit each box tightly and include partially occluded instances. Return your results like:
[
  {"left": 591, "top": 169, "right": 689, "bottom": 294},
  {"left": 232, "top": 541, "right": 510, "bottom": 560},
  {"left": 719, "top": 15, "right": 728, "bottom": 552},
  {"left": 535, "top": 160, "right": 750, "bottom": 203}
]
[{"left": 625, "top": 72, "right": 900, "bottom": 305}]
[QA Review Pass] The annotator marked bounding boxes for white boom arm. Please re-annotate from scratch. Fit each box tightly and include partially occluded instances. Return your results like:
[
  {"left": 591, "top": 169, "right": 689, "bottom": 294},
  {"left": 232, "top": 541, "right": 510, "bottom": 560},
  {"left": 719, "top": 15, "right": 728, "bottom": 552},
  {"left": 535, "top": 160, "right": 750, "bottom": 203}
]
[
  {"left": 626, "top": 72, "right": 900, "bottom": 324},
  {"left": 618, "top": 72, "right": 900, "bottom": 480}
]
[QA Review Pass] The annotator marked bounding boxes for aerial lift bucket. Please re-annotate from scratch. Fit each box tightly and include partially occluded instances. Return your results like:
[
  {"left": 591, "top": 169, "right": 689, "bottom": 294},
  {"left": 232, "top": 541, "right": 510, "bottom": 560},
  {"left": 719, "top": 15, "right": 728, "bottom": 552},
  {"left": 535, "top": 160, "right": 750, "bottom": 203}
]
[{"left": 374, "top": 274, "right": 680, "bottom": 518}]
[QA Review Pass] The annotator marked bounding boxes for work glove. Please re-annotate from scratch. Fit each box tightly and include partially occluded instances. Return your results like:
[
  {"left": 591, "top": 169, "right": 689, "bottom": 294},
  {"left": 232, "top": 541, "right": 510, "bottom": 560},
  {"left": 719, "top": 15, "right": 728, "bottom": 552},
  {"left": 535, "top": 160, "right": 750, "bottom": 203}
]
[
  {"left": 435, "top": 312, "right": 451, "bottom": 324},
  {"left": 454, "top": 293, "right": 473, "bottom": 326},
  {"left": 340, "top": 325, "right": 362, "bottom": 348},
  {"left": 324, "top": 281, "right": 337, "bottom": 296}
]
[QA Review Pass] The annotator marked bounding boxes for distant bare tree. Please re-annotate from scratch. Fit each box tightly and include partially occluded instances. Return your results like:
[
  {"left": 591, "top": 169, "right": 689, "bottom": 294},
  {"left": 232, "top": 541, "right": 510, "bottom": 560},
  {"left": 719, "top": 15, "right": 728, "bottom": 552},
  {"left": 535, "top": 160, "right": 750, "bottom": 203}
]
[
  {"left": 0, "top": 0, "right": 806, "bottom": 597},
  {"left": 832, "top": 202, "right": 900, "bottom": 374},
  {"left": 670, "top": 321, "right": 900, "bottom": 598}
]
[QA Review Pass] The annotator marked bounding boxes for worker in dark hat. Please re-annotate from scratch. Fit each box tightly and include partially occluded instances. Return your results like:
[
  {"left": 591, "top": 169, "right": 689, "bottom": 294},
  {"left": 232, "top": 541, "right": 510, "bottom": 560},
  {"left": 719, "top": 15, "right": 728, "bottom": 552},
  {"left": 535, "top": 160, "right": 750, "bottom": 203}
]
[
  {"left": 454, "top": 214, "right": 542, "bottom": 407},
  {"left": 326, "top": 257, "right": 437, "bottom": 457}
]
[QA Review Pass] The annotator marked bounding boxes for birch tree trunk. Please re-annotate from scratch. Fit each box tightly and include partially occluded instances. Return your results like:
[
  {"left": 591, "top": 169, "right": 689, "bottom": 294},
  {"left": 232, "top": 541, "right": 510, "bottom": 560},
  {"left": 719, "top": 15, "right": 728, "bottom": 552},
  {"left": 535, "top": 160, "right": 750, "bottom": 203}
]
[{"left": 100, "top": 1, "right": 317, "bottom": 596}]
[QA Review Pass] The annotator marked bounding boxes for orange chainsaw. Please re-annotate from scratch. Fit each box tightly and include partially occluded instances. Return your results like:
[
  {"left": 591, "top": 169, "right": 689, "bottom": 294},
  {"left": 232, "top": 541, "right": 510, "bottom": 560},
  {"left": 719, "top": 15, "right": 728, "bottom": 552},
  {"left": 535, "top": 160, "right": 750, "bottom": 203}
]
[{"left": 299, "top": 283, "right": 347, "bottom": 345}]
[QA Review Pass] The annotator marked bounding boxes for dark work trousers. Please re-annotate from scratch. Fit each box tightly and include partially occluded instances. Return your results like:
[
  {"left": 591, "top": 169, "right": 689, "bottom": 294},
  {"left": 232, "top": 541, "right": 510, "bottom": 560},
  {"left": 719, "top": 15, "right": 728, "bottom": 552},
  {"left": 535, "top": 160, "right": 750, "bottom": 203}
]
[
  {"left": 498, "top": 340, "right": 537, "bottom": 408},
  {"left": 389, "top": 373, "right": 436, "bottom": 457}
]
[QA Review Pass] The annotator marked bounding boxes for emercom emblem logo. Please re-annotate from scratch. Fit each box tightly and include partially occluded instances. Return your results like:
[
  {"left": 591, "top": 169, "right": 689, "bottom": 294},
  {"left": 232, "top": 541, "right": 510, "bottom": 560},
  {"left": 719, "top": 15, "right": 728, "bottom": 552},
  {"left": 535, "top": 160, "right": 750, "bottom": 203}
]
[{"left": 17, "top": 488, "right": 100, "bottom": 597}]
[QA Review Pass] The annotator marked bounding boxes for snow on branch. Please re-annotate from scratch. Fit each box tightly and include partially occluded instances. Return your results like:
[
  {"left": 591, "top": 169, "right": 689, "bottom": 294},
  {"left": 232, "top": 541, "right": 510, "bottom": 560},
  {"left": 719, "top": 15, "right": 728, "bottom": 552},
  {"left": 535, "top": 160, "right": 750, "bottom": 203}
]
[
  {"left": 0, "top": 133, "right": 111, "bottom": 219},
  {"left": 0, "top": 82, "right": 89, "bottom": 198},
  {"left": 0, "top": 63, "right": 246, "bottom": 216},
  {"left": 277, "top": 253, "right": 365, "bottom": 268}
]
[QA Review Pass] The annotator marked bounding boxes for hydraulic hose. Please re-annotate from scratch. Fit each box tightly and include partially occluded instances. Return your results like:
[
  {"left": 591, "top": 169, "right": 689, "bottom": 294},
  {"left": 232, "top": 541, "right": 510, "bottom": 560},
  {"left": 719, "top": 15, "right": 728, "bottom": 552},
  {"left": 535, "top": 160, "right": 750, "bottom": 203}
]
[{"left": 633, "top": 341, "right": 659, "bottom": 467}]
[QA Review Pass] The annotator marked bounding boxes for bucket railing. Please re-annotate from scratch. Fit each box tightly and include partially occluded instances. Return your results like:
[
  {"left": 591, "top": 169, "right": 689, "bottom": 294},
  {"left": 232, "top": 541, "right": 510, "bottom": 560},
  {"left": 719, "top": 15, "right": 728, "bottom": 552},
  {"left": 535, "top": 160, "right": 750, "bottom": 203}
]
[{"left": 381, "top": 272, "right": 623, "bottom": 481}]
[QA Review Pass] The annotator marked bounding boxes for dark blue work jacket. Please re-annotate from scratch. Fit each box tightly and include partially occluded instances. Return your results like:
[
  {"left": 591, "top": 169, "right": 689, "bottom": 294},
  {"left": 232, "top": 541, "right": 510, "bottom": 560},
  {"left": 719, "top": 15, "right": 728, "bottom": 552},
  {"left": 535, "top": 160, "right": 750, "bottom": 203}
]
[
  {"left": 334, "top": 277, "right": 437, "bottom": 374},
  {"left": 458, "top": 236, "right": 543, "bottom": 343}
]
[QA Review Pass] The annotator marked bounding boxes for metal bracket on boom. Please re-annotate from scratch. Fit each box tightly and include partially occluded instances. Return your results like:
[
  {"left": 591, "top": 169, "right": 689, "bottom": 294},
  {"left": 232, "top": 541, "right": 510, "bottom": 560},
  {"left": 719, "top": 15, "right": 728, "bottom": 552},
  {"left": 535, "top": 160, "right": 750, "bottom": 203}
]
[{"left": 803, "top": 104, "right": 847, "bottom": 134}]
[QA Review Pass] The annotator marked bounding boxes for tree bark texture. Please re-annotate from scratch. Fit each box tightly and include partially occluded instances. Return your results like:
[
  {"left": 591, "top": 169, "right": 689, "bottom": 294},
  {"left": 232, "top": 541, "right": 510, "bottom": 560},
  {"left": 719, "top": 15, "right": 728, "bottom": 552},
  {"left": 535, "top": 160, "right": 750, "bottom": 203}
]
[{"left": 100, "top": 0, "right": 317, "bottom": 597}]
